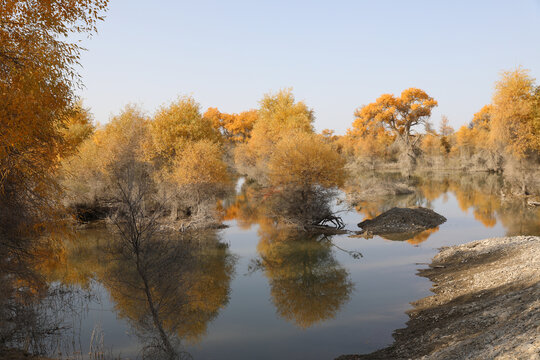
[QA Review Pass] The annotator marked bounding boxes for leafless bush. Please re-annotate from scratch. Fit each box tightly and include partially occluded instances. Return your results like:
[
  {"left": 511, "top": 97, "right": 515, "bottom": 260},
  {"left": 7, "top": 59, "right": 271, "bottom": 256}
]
[{"left": 265, "top": 186, "right": 342, "bottom": 229}]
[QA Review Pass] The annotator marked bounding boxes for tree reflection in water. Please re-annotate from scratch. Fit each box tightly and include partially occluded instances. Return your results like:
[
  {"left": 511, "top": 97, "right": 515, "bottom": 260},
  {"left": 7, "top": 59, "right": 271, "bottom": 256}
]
[
  {"left": 345, "top": 171, "right": 540, "bottom": 244},
  {"left": 0, "top": 236, "right": 94, "bottom": 358},
  {"left": 358, "top": 226, "right": 441, "bottom": 245},
  {"left": 71, "top": 229, "right": 236, "bottom": 359},
  {"left": 0, "top": 226, "right": 236, "bottom": 359},
  {"left": 4, "top": 171, "right": 540, "bottom": 357},
  {"left": 222, "top": 179, "right": 359, "bottom": 328},
  {"left": 249, "top": 228, "right": 354, "bottom": 329}
]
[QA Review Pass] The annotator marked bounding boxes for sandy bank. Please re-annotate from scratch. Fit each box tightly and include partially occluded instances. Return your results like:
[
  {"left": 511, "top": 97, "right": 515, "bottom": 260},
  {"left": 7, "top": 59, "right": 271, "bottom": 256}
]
[{"left": 338, "top": 236, "right": 540, "bottom": 360}]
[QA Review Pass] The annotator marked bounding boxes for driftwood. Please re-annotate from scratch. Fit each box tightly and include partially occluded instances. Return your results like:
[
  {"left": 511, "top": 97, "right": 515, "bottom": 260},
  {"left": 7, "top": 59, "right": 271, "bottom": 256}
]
[{"left": 317, "top": 215, "right": 345, "bottom": 229}]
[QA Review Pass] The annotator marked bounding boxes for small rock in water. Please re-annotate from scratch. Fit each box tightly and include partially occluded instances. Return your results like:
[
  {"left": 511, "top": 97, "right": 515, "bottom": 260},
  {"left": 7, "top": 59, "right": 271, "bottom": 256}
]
[{"left": 357, "top": 207, "right": 446, "bottom": 234}]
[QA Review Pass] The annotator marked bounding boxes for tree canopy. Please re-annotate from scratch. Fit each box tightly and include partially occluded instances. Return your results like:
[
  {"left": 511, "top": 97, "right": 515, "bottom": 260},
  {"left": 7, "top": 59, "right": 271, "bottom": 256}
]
[
  {"left": 0, "top": 0, "right": 108, "bottom": 238},
  {"left": 490, "top": 68, "right": 539, "bottom": 157},
  {"left": 353, "top": 88, "right": 438, "bottom": 147}
]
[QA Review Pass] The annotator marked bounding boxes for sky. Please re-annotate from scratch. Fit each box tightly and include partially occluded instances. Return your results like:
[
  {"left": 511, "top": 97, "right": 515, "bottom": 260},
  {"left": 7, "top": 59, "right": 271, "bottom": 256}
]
[{"left": 77, "top": 0, "right": 540, "bottom": 134}]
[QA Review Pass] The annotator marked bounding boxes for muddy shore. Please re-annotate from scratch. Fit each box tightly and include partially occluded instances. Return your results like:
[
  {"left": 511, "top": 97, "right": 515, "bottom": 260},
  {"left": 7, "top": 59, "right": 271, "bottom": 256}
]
[{"left": 338, "top": 236, "right": 540, "bottom": 360}]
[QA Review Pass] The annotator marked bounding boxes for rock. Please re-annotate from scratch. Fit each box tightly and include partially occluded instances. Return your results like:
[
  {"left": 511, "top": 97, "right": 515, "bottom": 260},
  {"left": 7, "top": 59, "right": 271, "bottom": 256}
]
[{"left": 357, "top": 207, "right": 446, "bottom": 234}]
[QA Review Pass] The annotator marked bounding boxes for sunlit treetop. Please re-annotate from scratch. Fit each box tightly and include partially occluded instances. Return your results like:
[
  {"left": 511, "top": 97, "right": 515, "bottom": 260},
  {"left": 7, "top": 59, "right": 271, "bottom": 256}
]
[
  {"left": 353, "top": 88, "right": 438, "bottom": 145},
  {"left": 254, "top": 88, "right": 314, "bottom": 142},
  {"left": 147, "top": 96, "right": 222, "bottom": 165},
  {"left": 203, "top": 107, "right": 258, "bottom": 143},
  {"left": 233, "top": 89, "right": 315, "bottom": 182},
  {"left": 170, "top": 140, "right": 229, "bottom": 187},
  {"left": 489, "top": 68, "right": 538, "bottom": 157},
  {"left": 470, "top": 105, "right": 492, "bottom": 131},
  {"left": 268, "top": 131, "right": 346, "bottom": 189}
]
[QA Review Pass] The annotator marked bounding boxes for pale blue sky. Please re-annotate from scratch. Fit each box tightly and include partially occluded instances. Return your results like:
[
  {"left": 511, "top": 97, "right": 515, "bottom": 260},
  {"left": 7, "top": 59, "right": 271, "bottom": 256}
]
[{"left": 77, "top": 0, "right": 540, "bottom": 134}]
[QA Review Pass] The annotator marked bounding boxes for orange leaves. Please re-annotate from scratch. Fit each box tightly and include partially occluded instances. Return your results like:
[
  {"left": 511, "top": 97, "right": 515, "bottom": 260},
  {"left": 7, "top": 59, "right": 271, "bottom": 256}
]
[
  {"left": 60, "top": 105, "right": 149, "bottom": 204},
  {"left": 203, "top": 107, "right": 258, "bottom": 143},
  {"left": 420, "top": 133, "right": 445, "bottom": 157},
  {"left": 400, "top": 88, "right": 437, "bottom": 107},
  {"left": 0, "top": 0, "right": 108, "bottom": 238},
  {"left": 489, "top": 68, "right": 538, "bottom": 158},
  {"left": 452, "top": 68, "right": 540, "bottom": 161},
  {"left": 471, "top": 105, "right": 492, "bottom": 131},
  {"left": 170, "top": 140, "right": 229, "bottom": 187},
  {"left": 454, "top": 125, "right": 478, "bottom": 157},
  {"left": 59, "top": 101, "right": 95, "bottom": 156},
  {"left": 397, "top": 88, "right": 438, "bottom": 129},
  {"left": 351, "top": 88, "right": 437, "bottom": 148},
  {"left": 149, "top": 96, "right": 221, "bottom": 166},
  {"left": 255, "top": 88, "right": 314, "bottom": 142},
  {"left": 144, "top": 97, "right": 230, "bottom": 206},
  {"left": 268, "top": 131, "right": 345, "bottom": 189},
  {"left": 62, "top": 100, "right": 232, "bottom": 212},
  {"left": 204, "top": 107, "right": 223, "bottom": 129},
  {"left": 234, "top": 89, "right": 316, "bottom": 182}
]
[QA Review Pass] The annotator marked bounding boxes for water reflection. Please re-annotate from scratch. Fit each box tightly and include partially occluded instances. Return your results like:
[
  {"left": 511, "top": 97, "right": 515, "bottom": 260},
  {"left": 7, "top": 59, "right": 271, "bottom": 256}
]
[
  {"left": 73, "top": 229, "right": 236, "bottom": 359},
  {"left": 222, "top": 180, "right": 354, "bottom": 328},
  {"left": 345, "top": 172, "right": 540, "bottom": 244},
  {"left": 360, "top": 226, "right": 441, "bottom": 245},
  {"left": 0, "top": 236, "right": 93, "bottom": 357},
  {"left": 251, "top": 229, "right": 353, "bottom": 328},
  {"left": 13, "top": 228, "right": 236, "bottom": 359},
  {"left": 3, "top": 171, "right": 540, "bottom": 358},
  {"left": 220, "top": 178, "right": 340, "bottom": 229}
]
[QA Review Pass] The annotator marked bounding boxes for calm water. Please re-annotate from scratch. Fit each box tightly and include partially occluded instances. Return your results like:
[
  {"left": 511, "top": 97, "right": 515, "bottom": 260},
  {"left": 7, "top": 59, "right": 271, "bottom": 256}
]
[{"left": 14, "top": 173, "right": 540, "bottom": 359}]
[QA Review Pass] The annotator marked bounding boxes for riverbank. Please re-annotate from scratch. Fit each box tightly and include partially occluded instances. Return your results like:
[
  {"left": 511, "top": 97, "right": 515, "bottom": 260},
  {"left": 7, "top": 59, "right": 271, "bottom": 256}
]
[
  {"left": 0, "top": 348, "right": 52, "bottom": 360},
  {"left": 338, "top": 236, "right": 540, "bottom": 360}
]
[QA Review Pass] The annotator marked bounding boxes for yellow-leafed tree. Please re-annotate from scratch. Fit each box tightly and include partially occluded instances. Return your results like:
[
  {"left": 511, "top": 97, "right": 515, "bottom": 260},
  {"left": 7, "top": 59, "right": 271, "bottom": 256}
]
[
  {"left": 235, "top": 89, "right": 315, "bottom": 181},
  {"left": 350, "top": 88, "right": 437, "bottom": 166},
  {"left": 170, "top": 140, "right": 230, "bottom": 220},
  {"left": 0, "top": 0, "right": 108, "bottom": 238},
  {"left": 345, "top": 112, "right": 395, "bottom": 160},
  {"left": 489, "top": 68, "right": 539, "bottom": 157},
  {"left": 265, "top": 131, "right": 346, "bottom": 227},
  {"left": 268, "top": 131, "right": 345, "bottom": 189},
  {"left": 354, "top": 88, "right": 438, "bottom": 148},
  {"left": 171, "top": 140, "right": 229, "bottom": 187},
  {"left": 61, "top": 105, "right": 149, "bottom": 205},
  {"left": 147, "top": 96, "right": 222, "bottom": 168},
  {"left": 470, "top": 105, "right": 492, "bottom": 131},
  {"left": 203, "top": 107, "right": 258, "bottom": 143}
]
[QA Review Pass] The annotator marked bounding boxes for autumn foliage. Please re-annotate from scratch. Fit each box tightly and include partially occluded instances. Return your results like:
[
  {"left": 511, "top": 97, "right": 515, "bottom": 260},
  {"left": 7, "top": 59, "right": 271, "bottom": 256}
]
[
  {"left": 353, "top": 88, "right": 438, "bottom": 146},
  {"left": 268, "top": 131, "right": 345, "bottom": 189},
  {"left": 489, "top": 68, "right": 539, "bottom": 158},
  {"left": 5, "top": 3, "right": 540, "bottom": 359},
  {"left": 341, "top": 70, "right": 540, "bottom": 171},
  {"left": 2, "top": 0, "right": 540, "bottom": 236},
  {"left": 147, "top": 96, "right": 222, "bottom": 167},
  {"left": 342, "top": 88, "right": 437, "bottom": 167},
  {"left": 235, "top": 88, "right": 315, "bottom": 180},
  {"left": 0, "top": 0, "right": 108, "bottom": 240},
  {"left": 203, "top": 107, "right": 258, "bottom": 143}
]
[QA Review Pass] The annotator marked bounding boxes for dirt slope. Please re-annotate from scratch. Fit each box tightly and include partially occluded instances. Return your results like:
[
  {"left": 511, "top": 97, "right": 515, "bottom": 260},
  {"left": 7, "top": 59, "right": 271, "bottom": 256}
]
[{"left": 338, "top": 236, "right": 540, "bottom": 360}]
